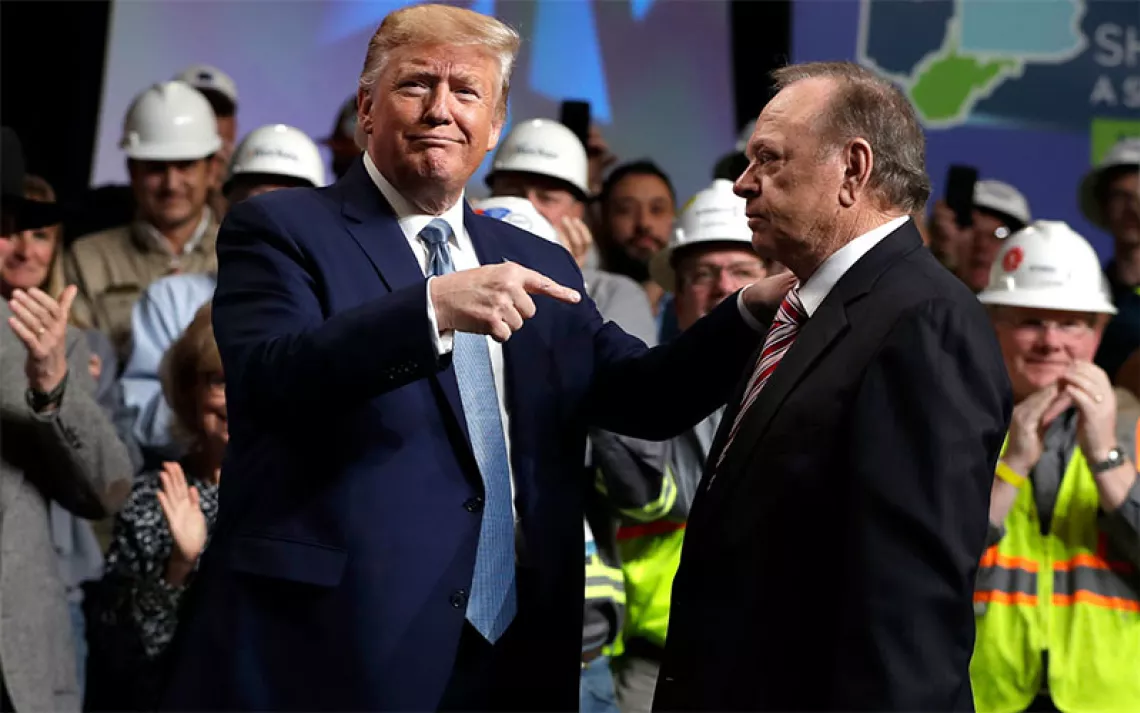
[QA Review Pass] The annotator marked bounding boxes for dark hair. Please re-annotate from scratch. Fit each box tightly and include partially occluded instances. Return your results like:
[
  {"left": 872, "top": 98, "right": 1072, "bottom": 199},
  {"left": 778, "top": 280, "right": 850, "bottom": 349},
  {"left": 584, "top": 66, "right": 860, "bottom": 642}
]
[
  {"left": 599, "top": 160, "right": 676, "bottom": 209},
  {"left": 1095, "top": 164, "right": 1138, "bottom": 205},
  {"left": 771, "top": 61, "right": 931, "bottom": 213}
]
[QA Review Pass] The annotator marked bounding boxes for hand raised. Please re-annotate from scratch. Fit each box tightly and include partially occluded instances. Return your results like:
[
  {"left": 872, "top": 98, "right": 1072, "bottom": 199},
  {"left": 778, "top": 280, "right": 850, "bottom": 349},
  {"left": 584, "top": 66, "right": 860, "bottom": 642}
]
[
  {"left": 430, "top": 262, "right": 581, "bottom": 343},
  {"left": 1003, "top": 383, "right": 1070, "bottom": 475},
  {"left": 156, "top": 461, "right": 209, "bottom": 566},
  {"left": 1060, "top": 361, "right": 1117, "bottom": 462},
  {"left": 8, "top": 285, "right": 77, "bottom": 394}
]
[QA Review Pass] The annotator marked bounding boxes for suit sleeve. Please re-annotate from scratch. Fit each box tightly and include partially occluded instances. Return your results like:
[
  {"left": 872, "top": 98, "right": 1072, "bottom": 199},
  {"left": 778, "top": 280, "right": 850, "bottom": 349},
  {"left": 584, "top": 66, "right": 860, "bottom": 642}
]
[
  {"left": 580, "top": 252, "right": 769, "bottom": 441},
  {"left": 211, "top": 199, "right": 443, "bottom": 422},
  {"left": 833, "top": 298, "right": 1012, "bottom": 710},
  {"left": 27, "top": 332, "right": 134, "bottom": 518}
]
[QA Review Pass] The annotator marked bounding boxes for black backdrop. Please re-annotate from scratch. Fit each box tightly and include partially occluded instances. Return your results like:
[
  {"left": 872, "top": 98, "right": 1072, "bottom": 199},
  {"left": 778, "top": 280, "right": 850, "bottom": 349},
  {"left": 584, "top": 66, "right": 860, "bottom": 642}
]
[{"left": 1, "top": 0, "right": 789, "bottom": 205}]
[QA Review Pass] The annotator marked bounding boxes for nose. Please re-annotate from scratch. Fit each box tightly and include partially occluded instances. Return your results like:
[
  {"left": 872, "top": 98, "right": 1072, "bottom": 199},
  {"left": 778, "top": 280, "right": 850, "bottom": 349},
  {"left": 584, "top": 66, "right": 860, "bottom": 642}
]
[
  {"left": 10, "top": 231, "right": 31, "bottom": 257},
  {"left": 423, "top": 85, "right": 454, "bottom": 125},
  {"left": 733, "top": 165, "right": 757, "bottom": 199}
]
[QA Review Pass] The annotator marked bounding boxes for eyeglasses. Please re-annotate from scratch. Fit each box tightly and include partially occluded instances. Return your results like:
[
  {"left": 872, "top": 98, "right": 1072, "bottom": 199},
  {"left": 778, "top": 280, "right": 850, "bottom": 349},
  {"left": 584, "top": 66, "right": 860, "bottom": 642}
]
[
  {"left": 1003, "top": 317, "right": 1095, "bottom": 338},
  {"left": 682, "top": 262, "right": 766, "bottom": 287}
]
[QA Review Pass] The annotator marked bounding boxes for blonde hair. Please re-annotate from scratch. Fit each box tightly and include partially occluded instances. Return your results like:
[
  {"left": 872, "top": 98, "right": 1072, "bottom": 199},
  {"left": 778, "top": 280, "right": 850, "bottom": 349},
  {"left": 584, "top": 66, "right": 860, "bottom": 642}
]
[
  {"left": 161, "top": 302, "right": 223, "bottom": 445},
  {"left": 21, "top": 174, "right": 66, "bottom": 298},
  {"left": 355, "top": 4, "right": 520, "bottom": 148}
]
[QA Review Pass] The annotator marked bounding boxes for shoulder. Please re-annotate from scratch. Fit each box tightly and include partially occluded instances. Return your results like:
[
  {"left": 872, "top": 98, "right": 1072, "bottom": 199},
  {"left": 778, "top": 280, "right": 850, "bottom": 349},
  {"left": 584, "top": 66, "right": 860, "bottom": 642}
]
[
  {"left": 119, "top": 470, "right": 164, "bottom": 521},
  {"left": 227, "top": 185, "right": 339, "bottom": 234},
  {"left": 69, "top": 224, "right": 132, "bottom": 257}
]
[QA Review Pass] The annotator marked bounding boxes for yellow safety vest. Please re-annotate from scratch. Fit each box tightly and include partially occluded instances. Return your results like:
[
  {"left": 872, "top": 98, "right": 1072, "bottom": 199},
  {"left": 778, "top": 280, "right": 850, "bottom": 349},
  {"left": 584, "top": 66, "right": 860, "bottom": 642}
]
[{"left": 971, "top": 442, "right": 1140, "bottom": 713}]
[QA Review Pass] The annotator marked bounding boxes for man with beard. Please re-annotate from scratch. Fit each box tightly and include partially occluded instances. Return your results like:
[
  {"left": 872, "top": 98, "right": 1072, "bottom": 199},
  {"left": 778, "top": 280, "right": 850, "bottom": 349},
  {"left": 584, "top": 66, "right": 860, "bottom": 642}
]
[
  {"left": 64, "top": 81, "right": 221, "bottom": 367},
  {"left": 597, "top": 161, "right": 676, "bottom": 314}
]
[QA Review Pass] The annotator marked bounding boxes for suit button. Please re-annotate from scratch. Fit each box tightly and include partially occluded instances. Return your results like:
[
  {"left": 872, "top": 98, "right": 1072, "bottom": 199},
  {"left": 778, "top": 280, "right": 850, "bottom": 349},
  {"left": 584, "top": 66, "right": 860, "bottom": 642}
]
[
  {"left": 464, "top": 496, "right": 484, "bottom": 513},
  {"left": 450, "top": 589, "right": 468, "bottom": 608}
]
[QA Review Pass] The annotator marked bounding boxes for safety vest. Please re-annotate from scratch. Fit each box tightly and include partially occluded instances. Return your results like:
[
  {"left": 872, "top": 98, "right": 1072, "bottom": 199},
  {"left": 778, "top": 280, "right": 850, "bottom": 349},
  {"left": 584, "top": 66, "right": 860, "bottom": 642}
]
[
  {"left": 617, "top": 519, "right": 685, "bottom": 648},
  {"left": 971, "top": 442, "right": 1140, "bottom": 713}
]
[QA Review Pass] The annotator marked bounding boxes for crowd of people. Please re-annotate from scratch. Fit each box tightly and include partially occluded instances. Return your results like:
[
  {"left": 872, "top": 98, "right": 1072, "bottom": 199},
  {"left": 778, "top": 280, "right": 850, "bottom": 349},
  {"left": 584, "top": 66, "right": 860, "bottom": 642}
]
[{"left": 1, "top": 3, "right": 1139, "bottom": 712}]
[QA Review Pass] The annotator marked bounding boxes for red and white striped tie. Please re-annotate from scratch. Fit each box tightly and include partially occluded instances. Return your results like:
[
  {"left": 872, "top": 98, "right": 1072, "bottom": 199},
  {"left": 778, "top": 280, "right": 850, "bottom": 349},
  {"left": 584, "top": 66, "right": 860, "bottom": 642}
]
[{"left": 713, "top": 288, "right": 806, "bottom": 471}]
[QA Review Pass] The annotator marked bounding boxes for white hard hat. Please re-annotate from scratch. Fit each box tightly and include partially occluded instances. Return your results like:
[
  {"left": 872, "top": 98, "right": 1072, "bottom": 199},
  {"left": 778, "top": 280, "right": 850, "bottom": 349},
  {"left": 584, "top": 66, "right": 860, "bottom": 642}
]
[
  {"left": 487, "top": 119, "right": 589, "bottom": 199},
  {"left": 173, "top": 64, "right": 238, "bottom": 109},
  {"left": 977, "top": 220, "right": 1116, "bottom": 315},
  {"left": 224, "top": 124, "right": 326, "bottom": 196},
  {"left": 1079, "top": 137, "right": 1140, "bottom": 229},
  {"left": 120, "top": 81, "right": 222, "bottom": 161},
  {"left": 650, "top": 179, "right": 753, "bottom": 292},
  {"left": 974, "top": 179, "right": 1031, "bottom": 226},
  {"left": 473, "top": 195, "right": 560, "bottom": 245}
]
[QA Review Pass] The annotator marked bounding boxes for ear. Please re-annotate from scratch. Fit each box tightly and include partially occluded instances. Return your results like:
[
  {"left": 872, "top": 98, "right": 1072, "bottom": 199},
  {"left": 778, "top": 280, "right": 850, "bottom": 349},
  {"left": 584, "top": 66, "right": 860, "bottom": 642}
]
[
  {"left": 838, "top": 138, "right": 874, "bottom": 208},
  {"left": 487, "top": 113, "right": 504, "bottom": 153},
  {"left": 356, "top": 87, "right": 372, "bottom": 136}
]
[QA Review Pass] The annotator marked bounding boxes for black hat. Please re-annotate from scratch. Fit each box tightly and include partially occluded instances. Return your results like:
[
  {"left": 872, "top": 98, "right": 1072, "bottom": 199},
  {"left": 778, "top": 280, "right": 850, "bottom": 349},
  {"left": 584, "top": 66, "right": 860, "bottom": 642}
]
[{"left": 2, "top": 127, "right": 62, "bottom": 232}]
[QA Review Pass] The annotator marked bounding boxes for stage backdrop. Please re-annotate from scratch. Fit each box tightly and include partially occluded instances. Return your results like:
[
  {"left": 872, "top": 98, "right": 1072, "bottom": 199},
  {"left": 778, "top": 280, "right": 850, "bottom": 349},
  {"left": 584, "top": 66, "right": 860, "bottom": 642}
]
[
  {"left": 91, "top": 0, "right": 735, "bottom": 204},
  {"left": 794, "top": 0, "right": 1139, "bottom": 260}
]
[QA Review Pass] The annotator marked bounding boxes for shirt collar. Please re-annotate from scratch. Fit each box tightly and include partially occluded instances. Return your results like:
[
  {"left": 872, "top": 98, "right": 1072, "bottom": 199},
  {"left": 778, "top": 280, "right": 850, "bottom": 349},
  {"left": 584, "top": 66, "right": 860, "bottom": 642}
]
[
  {"left": 797, "top": 215, "right": 910, "bottom": 317},
  {"left": 363, "top": 152, "right": 466, "bottom": 245},
  {"left": 134, "top": 208, "right": 213, "bottom": 257}
]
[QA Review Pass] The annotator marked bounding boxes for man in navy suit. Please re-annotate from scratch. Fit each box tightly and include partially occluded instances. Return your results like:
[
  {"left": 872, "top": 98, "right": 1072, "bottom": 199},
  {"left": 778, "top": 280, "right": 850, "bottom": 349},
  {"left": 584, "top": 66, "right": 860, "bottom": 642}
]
[{"left": 159, "top": 5, "right": 793, "bottom": 712}]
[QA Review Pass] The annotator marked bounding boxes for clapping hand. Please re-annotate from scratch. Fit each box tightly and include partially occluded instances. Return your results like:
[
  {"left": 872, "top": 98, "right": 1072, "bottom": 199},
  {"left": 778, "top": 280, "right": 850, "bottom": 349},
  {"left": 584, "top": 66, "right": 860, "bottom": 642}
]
[{"left": 7, "top": 285, "right": 77, "bottom": 395}]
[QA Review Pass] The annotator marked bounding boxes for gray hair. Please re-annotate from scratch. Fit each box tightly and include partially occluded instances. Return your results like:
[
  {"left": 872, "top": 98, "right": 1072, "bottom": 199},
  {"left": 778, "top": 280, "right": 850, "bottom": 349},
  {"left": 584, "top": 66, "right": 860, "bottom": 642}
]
[
  {"left": 355, "top": 4, "right": 520, "bottom": 150},
  {"left": 771, "top": 62, "right": 931, "bottom": 214}
]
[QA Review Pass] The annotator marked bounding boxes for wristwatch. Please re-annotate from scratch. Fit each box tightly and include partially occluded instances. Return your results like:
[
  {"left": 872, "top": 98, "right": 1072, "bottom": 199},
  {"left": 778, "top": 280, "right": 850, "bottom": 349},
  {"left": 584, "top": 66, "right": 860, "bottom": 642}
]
[
  {"left": 26, "top": 372, "right": 68, "bottom": 413},
  {"left": 1090, "top": 446, "right": 1126, "bottom": 475}
]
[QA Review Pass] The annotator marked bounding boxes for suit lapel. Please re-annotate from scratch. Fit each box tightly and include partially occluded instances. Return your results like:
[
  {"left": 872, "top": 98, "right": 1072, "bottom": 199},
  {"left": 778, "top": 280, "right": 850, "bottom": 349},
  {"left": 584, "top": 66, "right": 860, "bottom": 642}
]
[
  {"left": 712, "top": 221, "right": 925, "bottom": 482},
  {"left": 336, "top": 160, "right": 475, "bottom": 445}
]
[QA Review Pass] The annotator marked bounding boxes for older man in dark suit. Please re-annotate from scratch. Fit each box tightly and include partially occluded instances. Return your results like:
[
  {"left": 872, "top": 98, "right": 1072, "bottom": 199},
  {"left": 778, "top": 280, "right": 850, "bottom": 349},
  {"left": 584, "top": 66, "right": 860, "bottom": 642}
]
[{"left": 655, "top": 63, "right": 1013, "bottom": 712}]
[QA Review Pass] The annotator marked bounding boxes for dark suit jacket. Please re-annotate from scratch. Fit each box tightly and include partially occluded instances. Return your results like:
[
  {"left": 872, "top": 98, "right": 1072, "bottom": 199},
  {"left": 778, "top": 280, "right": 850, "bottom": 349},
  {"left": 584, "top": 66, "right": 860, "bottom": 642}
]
[
  {"left": 654, "top": 222, "right": 1012, "bottom": 712},
  {"left": 158, "top": 159, "right": 762, "bottom": 712}
]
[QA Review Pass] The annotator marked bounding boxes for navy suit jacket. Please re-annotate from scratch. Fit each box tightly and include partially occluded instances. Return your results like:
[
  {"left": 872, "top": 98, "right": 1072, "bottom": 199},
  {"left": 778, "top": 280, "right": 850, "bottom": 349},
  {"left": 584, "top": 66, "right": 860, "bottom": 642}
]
[{"left": 159, "top": 160, "right": 762, "bottom": 712}]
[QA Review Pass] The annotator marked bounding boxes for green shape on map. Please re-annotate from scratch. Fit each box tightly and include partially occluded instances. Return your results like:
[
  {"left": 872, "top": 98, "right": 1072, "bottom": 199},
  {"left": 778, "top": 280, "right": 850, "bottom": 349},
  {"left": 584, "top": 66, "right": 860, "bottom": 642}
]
[
  {"left": 1091, "top": 118, "right": 1140, "bottom": 165},
  {"left": 909, "top": 50, "right": 1016, "bottom": 122}
]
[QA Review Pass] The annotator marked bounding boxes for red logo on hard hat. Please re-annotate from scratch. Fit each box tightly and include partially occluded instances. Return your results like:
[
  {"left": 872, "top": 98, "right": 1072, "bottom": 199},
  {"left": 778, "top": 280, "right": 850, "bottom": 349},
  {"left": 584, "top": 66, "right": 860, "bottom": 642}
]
[{"left": 1002, "top": 246, "right": 1024, "bottom": 272}]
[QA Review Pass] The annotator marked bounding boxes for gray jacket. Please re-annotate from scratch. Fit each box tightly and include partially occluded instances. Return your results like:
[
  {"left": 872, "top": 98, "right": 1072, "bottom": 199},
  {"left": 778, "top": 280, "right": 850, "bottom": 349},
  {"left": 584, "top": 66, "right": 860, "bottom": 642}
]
[{"left": 0, "top": 302, "right": 133, "bottom": 713}]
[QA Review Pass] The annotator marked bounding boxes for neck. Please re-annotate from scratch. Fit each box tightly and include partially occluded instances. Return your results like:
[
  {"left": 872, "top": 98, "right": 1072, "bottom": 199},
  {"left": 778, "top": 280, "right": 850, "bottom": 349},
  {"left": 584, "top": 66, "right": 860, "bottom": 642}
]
[
  {"left": 787, "top": 208, "right": 903, "bottom": 282},
  {"left": 1112, "top": 241, "right": 1140, "bottom": 286},
  {"left": 382, "top": 166, "right": 462, "bottom": 216},
  {"left": 148, "top": 209, "right": 206, "bottom": 254},
  {"left": 189, "top": 443, "right": 224, "bottom": 485}
]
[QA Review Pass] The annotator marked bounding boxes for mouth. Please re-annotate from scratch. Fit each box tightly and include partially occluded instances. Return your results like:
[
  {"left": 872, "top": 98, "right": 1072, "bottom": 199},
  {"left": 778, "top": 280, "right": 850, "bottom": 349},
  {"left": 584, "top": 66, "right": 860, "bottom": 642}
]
[{"left": 408, "top": 135, "right": 460, "bottom": 147}]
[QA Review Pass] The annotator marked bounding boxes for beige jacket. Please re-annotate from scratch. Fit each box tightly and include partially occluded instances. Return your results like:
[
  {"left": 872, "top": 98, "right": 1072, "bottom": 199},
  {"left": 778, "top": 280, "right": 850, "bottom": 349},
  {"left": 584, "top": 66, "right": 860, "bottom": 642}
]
[{"left": 63, "top": 213, "right": 218, "bottom": 367}]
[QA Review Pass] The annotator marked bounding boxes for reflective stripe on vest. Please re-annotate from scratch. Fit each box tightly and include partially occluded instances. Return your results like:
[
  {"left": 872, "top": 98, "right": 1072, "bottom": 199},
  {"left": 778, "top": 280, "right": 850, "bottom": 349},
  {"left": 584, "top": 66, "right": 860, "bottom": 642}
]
[
  {"left": 971, "top": 442, "right": 1140, "bottom": 713},
  {"left": 585, "top": 553, "right": 626, "bottom": 606},
  {"left": 597, "top": 465, "right": 679, "bottom": 523}
]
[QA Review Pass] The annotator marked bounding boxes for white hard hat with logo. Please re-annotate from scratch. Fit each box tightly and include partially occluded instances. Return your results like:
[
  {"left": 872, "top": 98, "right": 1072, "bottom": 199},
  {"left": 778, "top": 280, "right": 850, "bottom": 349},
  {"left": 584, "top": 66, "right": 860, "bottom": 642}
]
[
  {"left": 977, "top": 220, "right": 1116, "bottom": 315},
  {"left": 473, "top": 195, "right": 560, "bottom": 246},
  {"left": 974, "top": 179, "right": 1031, "bottom": 227},
  {"left": 650, "top": 179, "right": 753, "bottom": 292},
  {"left": 1079, "top": 137, "right": 1140, "bottom": 229},
  {"left": 486, "top": 119, "right": 589, "bottom": 200},
  {"left": 120, "top": 81, "right": 222, "bottom": 161},
  {"left": 224, "top": 124, "right": 325, "bottom": 196}
]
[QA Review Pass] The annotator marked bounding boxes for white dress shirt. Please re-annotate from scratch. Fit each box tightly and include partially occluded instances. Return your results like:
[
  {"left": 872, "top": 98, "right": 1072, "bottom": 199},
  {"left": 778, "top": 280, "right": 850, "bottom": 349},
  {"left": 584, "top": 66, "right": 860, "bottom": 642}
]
[
  {"left": 797, "top": 215, "right": 910, "bottom": 317},
  {"left": 363, "top": 153, "right": 518, "bottom": 511}
]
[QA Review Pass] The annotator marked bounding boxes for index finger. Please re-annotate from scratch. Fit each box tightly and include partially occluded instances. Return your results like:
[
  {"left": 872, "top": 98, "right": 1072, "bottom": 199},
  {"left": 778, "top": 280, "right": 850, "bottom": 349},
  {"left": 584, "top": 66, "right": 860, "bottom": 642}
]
[{"left": 520, "top": 267, "right": 581, "bottom": 304}]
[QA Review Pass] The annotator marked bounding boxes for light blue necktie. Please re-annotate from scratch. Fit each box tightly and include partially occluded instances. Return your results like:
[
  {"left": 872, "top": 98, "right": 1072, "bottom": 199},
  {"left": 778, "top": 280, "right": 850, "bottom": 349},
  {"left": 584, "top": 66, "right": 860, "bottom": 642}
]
[{"left": 420, "top": 218, "right": 517, "bottom": 642}]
